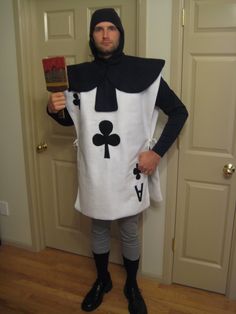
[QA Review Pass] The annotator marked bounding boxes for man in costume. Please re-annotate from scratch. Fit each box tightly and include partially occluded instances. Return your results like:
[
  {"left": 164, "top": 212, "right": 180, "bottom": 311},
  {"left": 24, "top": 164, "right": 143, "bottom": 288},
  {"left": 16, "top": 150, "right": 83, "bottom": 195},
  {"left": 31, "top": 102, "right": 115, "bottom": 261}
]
[{"left": 47, "top": 8, "right": 188, "bottom": 314}]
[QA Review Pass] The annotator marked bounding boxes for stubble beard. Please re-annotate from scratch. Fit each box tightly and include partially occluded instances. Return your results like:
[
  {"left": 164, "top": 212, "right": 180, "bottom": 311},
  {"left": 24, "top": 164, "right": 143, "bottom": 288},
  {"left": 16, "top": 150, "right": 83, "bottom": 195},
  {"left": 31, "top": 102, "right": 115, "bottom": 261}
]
[{"left": 94, "top": 42, "right": 119, "bottom": 58}]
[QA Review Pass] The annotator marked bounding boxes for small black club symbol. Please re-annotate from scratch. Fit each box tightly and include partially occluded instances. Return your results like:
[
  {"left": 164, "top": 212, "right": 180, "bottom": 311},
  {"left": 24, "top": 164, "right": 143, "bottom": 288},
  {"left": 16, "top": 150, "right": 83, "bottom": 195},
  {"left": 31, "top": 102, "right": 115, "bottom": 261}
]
[
  {"left": 73, "top": 93, "right": 80, "bottom": 108},
  {"left": 93, "top": 120, "right": 120, "bottom": 159},
  {"left": 133, "top": 164, "right": 141, "bottom": 180}
]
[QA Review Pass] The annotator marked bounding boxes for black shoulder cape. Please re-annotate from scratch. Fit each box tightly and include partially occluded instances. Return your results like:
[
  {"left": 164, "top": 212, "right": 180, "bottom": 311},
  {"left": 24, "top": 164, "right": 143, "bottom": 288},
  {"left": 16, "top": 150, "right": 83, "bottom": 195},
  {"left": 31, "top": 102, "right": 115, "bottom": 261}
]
[{"left": 67, "top": 54, "right": 165, "bottom": 111}]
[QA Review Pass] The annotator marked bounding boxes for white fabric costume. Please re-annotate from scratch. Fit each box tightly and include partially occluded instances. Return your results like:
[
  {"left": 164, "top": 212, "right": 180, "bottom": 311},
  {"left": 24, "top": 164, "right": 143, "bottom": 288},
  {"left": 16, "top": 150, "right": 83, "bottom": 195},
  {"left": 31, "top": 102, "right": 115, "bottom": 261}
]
[{"left": 65, "top": 75, "right": 162, "bottom": 220}]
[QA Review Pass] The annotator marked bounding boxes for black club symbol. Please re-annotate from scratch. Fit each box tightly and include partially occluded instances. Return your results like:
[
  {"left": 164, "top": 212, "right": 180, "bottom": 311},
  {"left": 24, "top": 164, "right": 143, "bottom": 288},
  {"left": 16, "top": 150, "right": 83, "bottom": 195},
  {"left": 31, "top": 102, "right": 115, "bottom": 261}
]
[
  {"left": 73, "top": 93, "right": 80, "bottom": 108},
  {"left": 133, "top": 164, "right": 141, "bottom": 180},
  {"left": 92, "top": 120, "right": 120, "bottom": 159}
]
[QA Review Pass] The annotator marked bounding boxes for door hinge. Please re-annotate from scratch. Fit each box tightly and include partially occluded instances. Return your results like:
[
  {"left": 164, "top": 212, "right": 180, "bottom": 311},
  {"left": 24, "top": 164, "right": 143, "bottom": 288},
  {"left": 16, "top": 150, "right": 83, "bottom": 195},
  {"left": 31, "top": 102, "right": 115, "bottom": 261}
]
[
  {"left": 172, "top": 238, "right": 176, "bottom": 252},
  {"left": 182, "top": 8, "right": 185, "bottom": 27}
]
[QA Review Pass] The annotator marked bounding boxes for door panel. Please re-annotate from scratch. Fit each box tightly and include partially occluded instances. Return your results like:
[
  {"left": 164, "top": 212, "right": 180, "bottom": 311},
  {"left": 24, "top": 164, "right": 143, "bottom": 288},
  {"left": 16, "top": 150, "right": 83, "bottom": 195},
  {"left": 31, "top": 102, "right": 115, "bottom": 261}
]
[
  {"left": 31, "top": 0, "right": 137, "bottom": 262},
  {"left": 173, "top": 0, "right": 236, "bottom": 293}
]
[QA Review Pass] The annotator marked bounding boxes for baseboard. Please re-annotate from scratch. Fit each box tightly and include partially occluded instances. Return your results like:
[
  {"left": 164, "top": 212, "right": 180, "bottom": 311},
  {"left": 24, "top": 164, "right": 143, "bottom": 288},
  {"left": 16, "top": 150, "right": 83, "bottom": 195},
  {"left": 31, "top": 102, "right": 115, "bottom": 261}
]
[
  {"left": 1, "top": 239, "right": 35, "bottom": 252},
  {"left": 140, "top": 270, "right": 163, "bottom": 284}
]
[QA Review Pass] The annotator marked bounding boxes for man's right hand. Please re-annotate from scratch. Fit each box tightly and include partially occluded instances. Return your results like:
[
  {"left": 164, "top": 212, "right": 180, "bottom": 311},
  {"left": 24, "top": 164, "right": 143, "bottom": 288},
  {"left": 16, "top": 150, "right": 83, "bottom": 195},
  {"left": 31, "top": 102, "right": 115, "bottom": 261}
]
[{"left": 47, "top": 92, "right": 66, "bottom": 114}]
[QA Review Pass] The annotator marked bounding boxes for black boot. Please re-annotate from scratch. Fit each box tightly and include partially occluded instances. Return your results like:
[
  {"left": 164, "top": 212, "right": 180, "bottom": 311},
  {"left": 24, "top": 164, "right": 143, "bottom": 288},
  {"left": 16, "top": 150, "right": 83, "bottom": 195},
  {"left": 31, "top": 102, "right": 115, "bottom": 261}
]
[
  {"left": 81, "top": 252, "right": 112, "bottom": 312},
  {"left": 123, "top": 256, "right": 147, "bottom": 314}
]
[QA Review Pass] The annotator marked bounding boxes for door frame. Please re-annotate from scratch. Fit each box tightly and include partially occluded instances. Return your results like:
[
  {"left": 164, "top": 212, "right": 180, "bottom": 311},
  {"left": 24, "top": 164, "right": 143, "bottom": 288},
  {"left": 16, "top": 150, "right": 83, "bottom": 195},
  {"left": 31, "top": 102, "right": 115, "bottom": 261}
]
[
  {"left": 13, "top": 0, "right": 147, "bottom": 251},
  {"left": 163, "top": 0, "right": 236, "bottom": 299}
]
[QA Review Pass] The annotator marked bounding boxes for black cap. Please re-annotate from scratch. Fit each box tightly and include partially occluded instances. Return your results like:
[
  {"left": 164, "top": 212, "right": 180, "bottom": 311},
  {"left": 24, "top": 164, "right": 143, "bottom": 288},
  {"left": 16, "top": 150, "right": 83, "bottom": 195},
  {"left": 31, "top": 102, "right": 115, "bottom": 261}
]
[
  {"left": 89, "top": 8, "right": 124, "bottom": 59},
  {"left": 89, "top": 8, "right": 124, "bottom": 35}
]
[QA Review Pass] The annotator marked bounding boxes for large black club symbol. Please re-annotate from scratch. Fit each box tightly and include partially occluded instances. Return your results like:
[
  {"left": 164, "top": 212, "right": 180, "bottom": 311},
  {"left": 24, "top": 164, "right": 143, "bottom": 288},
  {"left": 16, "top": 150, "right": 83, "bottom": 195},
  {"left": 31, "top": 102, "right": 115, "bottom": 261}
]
[{"left": 93, "top": 120, "right": 120, "bottom": 159}]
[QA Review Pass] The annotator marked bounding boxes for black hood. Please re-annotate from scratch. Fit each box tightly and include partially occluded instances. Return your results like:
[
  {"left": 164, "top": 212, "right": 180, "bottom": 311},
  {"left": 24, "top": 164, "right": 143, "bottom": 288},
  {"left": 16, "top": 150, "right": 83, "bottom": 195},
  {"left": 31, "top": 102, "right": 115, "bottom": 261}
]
[
  {"left": 89, "top": 8, "right": 124, "bottom": 60},
  {"left": 68, "top": 8, "right": 165, "bottom": 112}
]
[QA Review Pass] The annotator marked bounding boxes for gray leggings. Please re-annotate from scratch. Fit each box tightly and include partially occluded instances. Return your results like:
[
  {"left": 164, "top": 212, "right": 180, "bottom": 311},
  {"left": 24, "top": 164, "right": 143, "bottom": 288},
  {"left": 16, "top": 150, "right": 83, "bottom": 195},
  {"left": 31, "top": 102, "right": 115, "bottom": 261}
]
[{"left": 91, "top": 214, "right": 140, "bottom": 261}]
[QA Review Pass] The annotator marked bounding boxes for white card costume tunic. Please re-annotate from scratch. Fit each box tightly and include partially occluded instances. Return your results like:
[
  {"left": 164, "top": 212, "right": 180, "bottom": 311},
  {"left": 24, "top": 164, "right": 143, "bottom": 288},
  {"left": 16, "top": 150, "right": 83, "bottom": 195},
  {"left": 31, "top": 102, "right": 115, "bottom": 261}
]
[{"left": 65, "top": 74, "right": 163, "bottom": 220}]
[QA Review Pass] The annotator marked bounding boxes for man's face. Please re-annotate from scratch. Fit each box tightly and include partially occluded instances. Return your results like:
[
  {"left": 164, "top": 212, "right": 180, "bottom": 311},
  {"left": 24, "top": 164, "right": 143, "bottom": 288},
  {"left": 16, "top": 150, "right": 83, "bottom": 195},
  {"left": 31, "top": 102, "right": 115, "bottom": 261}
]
[{"left": 92, "top": 22, "right": 120, "bottom": 58}]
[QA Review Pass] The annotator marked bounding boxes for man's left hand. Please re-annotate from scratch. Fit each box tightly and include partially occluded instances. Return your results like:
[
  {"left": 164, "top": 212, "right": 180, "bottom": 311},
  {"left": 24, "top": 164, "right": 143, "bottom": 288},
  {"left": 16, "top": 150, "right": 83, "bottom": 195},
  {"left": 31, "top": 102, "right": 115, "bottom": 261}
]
[{"left": 138, "top": 151, "right": 161, "bottom": 176}]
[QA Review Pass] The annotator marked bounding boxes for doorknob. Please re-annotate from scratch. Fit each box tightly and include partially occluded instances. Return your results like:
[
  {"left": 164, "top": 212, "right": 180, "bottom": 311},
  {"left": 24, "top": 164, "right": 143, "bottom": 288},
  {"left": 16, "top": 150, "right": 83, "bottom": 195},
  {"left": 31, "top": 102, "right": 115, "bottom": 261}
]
[
  {"left": 223, "top": 163, "right": 235, "bottom": 177},
  {"left": 36, "top": 142, "right": 48, "bottom": 153}
]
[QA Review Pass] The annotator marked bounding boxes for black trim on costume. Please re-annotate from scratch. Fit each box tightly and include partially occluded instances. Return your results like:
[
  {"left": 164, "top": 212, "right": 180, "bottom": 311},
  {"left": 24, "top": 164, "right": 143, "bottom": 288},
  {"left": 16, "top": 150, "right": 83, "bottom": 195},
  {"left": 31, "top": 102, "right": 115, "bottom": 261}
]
[{"left": 67, "top": 54, "right": 165, "bottom": 112}]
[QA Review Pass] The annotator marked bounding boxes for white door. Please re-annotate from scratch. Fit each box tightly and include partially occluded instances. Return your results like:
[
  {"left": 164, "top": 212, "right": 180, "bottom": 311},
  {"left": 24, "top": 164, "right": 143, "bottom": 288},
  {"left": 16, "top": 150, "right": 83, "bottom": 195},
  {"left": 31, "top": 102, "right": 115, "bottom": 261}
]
[
  {"left": 173, "top": 0, "right": 236, "bottom": 293},
  {"left": 30, "top": 0, "right": 137, "bottom": 262}
]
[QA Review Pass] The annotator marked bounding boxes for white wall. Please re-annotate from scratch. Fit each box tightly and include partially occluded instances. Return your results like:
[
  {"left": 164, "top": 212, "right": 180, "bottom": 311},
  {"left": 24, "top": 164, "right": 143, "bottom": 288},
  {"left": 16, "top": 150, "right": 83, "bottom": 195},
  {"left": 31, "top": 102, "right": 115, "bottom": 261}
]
[
  {"left": 0, "top": 0, "right": 173, "bottom": 279},
  {"left": 0, "top": 0, "right": 32, "bottom": 247},
  {"left": 142, "top": 0, "right": 172, "bottom": 278}
]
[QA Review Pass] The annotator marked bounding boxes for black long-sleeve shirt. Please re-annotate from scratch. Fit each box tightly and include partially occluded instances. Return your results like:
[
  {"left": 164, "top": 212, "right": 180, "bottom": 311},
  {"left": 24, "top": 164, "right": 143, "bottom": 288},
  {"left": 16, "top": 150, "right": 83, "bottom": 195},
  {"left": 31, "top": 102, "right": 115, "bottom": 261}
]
[
  {"left": 47, "top": 78, "right": 188, "bottom": 157},
  {"left": 153, "top": 78, "right": 188, "bottom": 156}
]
